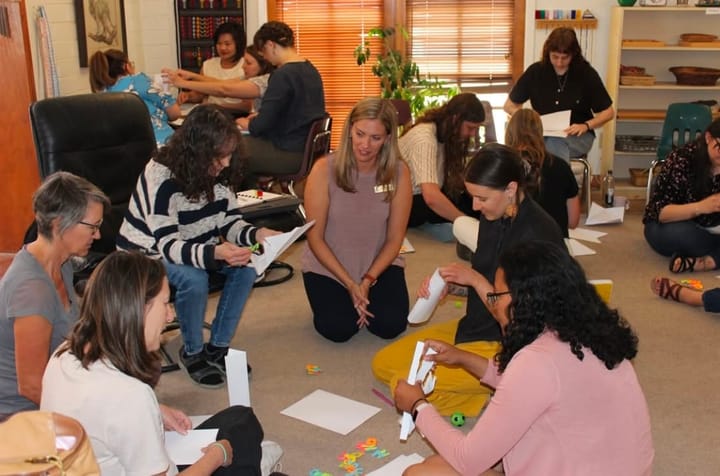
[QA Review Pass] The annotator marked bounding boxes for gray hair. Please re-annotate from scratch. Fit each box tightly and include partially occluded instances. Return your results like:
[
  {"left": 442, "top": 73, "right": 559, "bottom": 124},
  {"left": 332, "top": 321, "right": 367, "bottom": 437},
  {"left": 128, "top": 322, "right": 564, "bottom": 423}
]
[{"left": 33, "top": 172, "right": 110, "bottom": 239}]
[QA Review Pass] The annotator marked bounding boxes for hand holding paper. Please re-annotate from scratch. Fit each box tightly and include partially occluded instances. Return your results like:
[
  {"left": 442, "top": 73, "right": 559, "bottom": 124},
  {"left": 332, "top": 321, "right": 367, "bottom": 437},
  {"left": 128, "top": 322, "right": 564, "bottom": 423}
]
[
  {"left": 407, "top": 269, "right": 445, "bottom": 324},
  {"left": 399, "top": 341, "right": 437, "bottom": 441},
  {"left": 250, "top": 220, "right": 315, "bottom": 275}
]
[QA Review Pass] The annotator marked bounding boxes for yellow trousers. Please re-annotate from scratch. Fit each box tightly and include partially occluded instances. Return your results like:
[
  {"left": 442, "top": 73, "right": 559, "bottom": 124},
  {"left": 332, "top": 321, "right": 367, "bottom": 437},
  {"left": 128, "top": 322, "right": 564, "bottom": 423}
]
[{"left": 371, "top": 318, "right": 501, "bottom": 417}]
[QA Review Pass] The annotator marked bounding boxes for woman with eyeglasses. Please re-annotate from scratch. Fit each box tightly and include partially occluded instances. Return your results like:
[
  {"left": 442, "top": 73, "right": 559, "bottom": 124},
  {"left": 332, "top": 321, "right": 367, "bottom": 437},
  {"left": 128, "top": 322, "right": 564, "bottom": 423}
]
[
  {"left": 372, "top": 144, "right": 565, "bottom": 417},
  {"left": 0, "top": 172, "right": 109, "bottom": 419},
  {"left": 644, "top": 118, "right": 720, "bottom": 278},
  {"left": 89, "top": 49, "right": 182, "bottom": 145},
  {"left": 394, "top": 240, "right": 653, "bottom": 475}
]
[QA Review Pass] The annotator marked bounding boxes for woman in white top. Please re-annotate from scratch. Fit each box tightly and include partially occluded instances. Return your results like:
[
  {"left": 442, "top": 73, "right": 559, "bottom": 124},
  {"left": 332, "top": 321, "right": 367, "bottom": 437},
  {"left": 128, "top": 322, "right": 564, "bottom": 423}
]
[
  {"left": 166, "top": 45, "right": 274, "bottom": 114},
  {"left": 40, "top": 251, "right": 271, "bottom": 475},
  {"left": 177, "top": 22, "right": 247, "bottom": 113}
]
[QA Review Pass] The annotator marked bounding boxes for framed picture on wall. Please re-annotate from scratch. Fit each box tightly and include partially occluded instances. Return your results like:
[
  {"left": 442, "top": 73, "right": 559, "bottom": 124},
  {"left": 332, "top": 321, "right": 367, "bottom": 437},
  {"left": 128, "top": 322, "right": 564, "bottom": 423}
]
[{"left": 74, "top": 0, "right": 127, "bottom": 68}]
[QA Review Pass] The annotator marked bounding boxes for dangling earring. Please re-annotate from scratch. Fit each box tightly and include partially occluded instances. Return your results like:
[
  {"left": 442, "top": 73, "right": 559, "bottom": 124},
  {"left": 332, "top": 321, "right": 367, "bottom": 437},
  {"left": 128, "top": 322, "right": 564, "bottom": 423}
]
[{"left": 504, "top": 195, "right": 518, "bottom": 219}]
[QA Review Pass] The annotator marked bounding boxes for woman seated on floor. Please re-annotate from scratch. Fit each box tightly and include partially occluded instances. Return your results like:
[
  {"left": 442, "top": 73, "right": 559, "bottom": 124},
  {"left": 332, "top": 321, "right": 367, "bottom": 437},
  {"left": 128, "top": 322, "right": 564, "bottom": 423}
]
[
  {"left": 40, "top": 251, "right": 280, "bottom": 475},
  {"left": 0, "top": 172, "right": 109, "bottom": 419},
  {"left": 395, "top": 240, "right": 654, "bottom": 476},
  {"left": 505, "top": 108, "right": 580, "bottom": 237},
  {"left": 235, "top": 21, "right": 325, "bottom": 183},
  {"left": 117, "top": 104, "right": 279, "bottom": 388},
  {"left": 644, "top": 117, "right": 720, "bottom": 274},
  {"left": 165, "top": 45, "right": 275, "bottom": 115},
  {"left": 399, "top": 93, "right": 485, "bottom": 241},
  {"left": 371, "top": 144, "right": 565, "bottom": 417},
  {"left": 302, "top": 97, "right": 412, "bottom": 343}
]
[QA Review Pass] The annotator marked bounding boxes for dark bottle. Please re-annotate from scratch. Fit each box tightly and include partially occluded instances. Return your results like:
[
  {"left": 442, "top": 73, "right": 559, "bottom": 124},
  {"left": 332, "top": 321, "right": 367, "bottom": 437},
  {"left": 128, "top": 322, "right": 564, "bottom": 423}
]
[{"left": 602, "top": 170, "right": 615, "bottom": 207}]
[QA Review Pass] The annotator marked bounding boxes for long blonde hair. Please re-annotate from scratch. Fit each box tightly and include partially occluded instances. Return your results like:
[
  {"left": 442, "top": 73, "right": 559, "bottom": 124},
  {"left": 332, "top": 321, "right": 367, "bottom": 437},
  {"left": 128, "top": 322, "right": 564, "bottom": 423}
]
[{"left": 333, "top": 98, "right": 401, "bottom": 201}]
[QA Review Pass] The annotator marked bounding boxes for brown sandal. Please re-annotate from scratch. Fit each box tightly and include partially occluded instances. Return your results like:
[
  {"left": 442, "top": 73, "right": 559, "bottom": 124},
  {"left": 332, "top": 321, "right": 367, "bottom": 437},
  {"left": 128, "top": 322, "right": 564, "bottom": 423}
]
[{"left": 654, "top": 277, "right": 682, "bottom": 302}]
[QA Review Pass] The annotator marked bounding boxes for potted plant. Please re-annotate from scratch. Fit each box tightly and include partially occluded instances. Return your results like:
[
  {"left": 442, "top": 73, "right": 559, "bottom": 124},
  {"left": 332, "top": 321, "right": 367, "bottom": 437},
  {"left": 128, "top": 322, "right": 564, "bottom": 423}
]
[{"left": 354, "top": 26, "right": 458, "bottom": 118}]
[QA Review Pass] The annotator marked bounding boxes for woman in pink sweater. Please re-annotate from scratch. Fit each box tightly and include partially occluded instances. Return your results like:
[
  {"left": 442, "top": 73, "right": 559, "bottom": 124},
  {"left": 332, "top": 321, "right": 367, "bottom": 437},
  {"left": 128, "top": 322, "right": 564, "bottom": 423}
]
[{"left": 395, "top": 240, "right": 654, "bottom": 476}]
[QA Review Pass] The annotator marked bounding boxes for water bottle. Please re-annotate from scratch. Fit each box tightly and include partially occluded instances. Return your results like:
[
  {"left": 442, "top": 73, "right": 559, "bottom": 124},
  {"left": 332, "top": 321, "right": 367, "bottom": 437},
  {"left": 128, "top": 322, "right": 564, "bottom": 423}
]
[{"left": 602, "top": 170, "right": 615, "bottom": 207}]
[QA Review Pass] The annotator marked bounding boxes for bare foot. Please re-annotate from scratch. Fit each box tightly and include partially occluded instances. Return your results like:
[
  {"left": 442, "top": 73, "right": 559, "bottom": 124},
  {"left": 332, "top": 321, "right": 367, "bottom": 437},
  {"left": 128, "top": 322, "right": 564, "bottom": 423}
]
[{"left": 650, "top": 276, "right": 703, "bottom": 307}]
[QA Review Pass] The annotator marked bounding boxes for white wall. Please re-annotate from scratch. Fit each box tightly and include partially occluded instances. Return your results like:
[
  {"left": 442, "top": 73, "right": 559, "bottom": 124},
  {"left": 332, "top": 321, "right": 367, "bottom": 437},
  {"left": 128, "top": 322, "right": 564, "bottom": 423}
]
[{"left": 24, "top": 0, "right": 267, "bottom": 99}]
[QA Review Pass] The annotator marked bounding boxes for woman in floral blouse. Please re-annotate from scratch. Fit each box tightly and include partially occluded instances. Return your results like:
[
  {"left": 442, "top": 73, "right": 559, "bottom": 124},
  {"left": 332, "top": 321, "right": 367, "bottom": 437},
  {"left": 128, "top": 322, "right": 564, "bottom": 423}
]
[{"left": 643, "top": 118, "right": 720, "bottom": 274}]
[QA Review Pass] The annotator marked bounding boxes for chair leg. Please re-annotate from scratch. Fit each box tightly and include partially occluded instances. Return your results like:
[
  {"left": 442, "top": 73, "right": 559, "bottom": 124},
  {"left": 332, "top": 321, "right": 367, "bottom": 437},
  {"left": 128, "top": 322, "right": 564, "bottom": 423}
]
[
  {"left": 570, "top": 157, "right": 592, "bottom": 214},
  {"left": 285, "top": 180, "right": 307, "bottom": 219}
]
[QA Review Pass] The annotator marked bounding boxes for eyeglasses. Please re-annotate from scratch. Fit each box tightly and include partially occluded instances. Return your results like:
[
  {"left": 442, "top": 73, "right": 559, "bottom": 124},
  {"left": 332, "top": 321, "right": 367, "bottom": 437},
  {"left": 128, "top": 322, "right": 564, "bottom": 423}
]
[
  {"left": 486, "top": 290, "right": 511, "bottom": 306},
  {"left": 78, "top": 220, "right": 102, "bottom": 234}
]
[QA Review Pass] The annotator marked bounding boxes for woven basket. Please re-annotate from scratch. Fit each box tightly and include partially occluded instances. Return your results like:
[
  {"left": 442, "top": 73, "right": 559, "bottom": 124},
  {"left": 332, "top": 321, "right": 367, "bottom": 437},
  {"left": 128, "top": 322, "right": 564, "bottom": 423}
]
[
  {"left": 629, "top": 168, "right": 649, "bottom": 187},
  {"left": 669, "top": 67, "right": 720, "bottom": 86}
]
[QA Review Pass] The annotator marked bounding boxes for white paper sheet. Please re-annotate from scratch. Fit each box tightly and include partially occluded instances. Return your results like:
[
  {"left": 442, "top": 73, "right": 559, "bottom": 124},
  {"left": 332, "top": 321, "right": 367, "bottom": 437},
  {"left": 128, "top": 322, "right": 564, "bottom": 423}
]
[
  {"left": 569, "top": 227, "right": 607, "bottom": 243},
  {"left": 250, "top": 220, "right": 315, "bottom": 275},
  {"left": 366, "top": 453, "right": 425, "bottom": 475},
  {"left": 188, "top": 415, "right": 213, "bottom": 429},
  {"left": 280, "top": 389, "right": 380, "bottom": 435},
  {"left": 164, "top": 429, "right": 218, "bottom": 465},
  {"left": 236, "top": 190, "right": 287, "bottom": 208},
  {"left": 565, "top": 238, "right": 596, "bottom": 257},
  {"left": 585, "top": 202, "right": 625, "bottom": 226},
  {"left": 400, "top": 341, "right": 437, "bottom": 441},
  {"left": 226, "top": 349, "right": 251, "bottom": 407},
  {"left": 541, "top": 110, "right": 571, "bottom": 137},
  {"left": 407, "top": 269, "right": 444, "bottom": 324},
  {"left": 400, "top": 236, "right": 415, "bottom": 254}
]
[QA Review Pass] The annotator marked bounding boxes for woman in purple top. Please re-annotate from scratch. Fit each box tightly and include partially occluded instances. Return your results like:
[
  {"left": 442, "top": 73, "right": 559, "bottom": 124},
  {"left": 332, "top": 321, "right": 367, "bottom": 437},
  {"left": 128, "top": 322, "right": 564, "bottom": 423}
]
[{"left": 301, "top": 98, "right": 412, "bottom": 342}]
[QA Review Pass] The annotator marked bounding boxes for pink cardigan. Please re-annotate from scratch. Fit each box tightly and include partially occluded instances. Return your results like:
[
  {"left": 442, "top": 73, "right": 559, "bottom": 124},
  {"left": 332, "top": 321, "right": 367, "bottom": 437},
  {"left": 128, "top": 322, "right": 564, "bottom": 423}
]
[{"left": 416, "top": 332, "right": 654, "bottom": 475}]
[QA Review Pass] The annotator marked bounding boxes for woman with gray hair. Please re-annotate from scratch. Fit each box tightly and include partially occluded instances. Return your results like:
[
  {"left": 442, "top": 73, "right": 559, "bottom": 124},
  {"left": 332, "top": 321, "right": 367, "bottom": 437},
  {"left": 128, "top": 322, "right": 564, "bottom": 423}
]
[{"left": 0, "top": 171, "right": 109, "bottom": 418}]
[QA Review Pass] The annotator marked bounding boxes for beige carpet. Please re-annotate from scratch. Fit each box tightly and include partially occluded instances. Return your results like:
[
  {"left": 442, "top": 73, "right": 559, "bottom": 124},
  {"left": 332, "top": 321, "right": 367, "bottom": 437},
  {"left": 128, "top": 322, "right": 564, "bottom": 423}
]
[{"left": 156, "top": 210, "right": 720, "bottom": 475}]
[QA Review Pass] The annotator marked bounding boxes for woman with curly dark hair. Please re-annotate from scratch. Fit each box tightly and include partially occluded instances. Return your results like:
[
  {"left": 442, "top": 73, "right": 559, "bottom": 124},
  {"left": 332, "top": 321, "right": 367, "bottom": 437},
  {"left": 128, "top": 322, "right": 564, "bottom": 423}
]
[
  {"left": 117, "top": 104, "right": 279, "bottom": 388},
  {"left": 400, "top": 93, "right": 485, "bottom": 240},
  {"left": 394, "top": 240, "right": 654, "bottom": 476}
]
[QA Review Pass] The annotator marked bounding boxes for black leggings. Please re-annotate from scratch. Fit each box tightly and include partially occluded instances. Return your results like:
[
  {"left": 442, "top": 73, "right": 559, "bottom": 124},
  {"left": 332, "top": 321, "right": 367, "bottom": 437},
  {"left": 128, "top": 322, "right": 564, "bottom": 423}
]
[
  {"left": 303, "top": 265, "right": 409, "bottom": 343},
  {"left": 408, "top": 191, "right": 477, "bottom": 227}
]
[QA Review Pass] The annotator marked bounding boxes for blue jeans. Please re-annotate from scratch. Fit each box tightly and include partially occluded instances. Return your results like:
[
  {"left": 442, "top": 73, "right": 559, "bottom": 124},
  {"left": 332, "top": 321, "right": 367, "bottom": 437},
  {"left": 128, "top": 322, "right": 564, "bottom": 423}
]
[
  {"left": 544, "top": 131, "right": 595, "bottom": 161},
  {"left": 164, "top": 262, "right": 256, "bottom": 355},
  {"left": 644, "top": 220, "right": 720, "bottom": 259}
]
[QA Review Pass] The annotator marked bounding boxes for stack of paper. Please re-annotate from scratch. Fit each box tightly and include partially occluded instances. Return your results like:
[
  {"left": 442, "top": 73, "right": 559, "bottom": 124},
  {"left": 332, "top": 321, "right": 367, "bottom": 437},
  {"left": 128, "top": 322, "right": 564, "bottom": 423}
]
[
  {"left": 280, "top": 389, "right": 381, "bottom": 435},
  {"left": 540, "top": 110, "right": 571, "bottom": 137},
  {"left": 585, "top": 202, "right": 625, "bottom": 226},
  {"left": 565, "top": 227, "right": 607, "bottom": 257}
]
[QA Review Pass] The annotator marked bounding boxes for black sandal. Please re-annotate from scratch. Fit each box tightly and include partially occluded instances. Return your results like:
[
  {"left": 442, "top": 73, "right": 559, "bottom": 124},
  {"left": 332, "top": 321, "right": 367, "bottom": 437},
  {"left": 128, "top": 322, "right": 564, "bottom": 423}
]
[
  {"left": 669, "top": 253, "right": 698, "bottom": 274},
  {"left": 178, "top": 347, "right": 225, "bottom": 389}
]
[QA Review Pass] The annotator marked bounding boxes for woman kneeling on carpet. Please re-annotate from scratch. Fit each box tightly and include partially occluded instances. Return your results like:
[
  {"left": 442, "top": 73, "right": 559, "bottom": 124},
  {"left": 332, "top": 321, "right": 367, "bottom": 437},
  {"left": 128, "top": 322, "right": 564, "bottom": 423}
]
[{"left": 395, "top": 241, "right": 654, "bottom": 476}]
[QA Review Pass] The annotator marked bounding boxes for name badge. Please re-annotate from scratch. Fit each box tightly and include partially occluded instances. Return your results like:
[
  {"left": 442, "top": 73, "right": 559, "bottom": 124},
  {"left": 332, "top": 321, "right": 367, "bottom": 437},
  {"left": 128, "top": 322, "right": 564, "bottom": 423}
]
[{"left": 374, "top": 184, "right": 394, "bottom": 193}]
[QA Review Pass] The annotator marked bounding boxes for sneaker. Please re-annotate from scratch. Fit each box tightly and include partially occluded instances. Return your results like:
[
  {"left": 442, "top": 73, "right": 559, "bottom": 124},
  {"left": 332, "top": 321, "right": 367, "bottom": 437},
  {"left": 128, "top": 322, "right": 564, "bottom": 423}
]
[
  {"left": 205, "top": 345, "right": 252, "bottom": 375},
  {"left": 260, "top": 441, "right": 283, "bottom": 476},
  {"left": 178, "top": 346, "right": 225, "bottom": 389}
]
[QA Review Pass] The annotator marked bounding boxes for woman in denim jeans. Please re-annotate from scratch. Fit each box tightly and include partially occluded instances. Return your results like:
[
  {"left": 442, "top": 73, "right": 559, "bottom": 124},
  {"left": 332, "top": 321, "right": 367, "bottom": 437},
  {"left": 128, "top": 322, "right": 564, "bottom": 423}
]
[
  {"left": 643, "top": 118, "right": 720, "bottom": 275},
  {"left": 117, "top": 105, "right": 279, "bottom": 388}
]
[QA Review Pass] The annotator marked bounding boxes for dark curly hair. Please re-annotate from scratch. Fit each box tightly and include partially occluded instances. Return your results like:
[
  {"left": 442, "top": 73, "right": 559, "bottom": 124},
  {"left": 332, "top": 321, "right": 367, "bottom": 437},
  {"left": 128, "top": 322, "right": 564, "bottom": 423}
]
[
  {"left": 405, "top": 93, "right": 485, "bottom": 199},
  {"left": 495, "top": 240, "right": 638, "bottom": 373},
  {"left": 213, "top": 21, "right": 247, "bottom": 63},
  {"left": 155, "top": 104, "right": 245, "bottom": 202}
]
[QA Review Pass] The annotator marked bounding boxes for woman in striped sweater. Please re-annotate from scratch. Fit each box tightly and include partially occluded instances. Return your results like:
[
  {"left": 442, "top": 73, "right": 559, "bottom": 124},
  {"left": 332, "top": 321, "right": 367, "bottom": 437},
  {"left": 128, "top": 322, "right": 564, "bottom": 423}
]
[{"left": 118, "top": 104, "right": 279, "bottom": 388}]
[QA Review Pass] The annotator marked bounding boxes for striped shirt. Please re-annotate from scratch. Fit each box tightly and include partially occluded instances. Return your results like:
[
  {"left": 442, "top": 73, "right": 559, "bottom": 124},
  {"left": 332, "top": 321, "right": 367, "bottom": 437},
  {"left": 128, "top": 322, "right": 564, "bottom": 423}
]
[
  {"left": 399, "top": 122, "right": 445, "bottom": 195},
  {"left": 117, "top": 160, "right": 257, "bottom": 270}
]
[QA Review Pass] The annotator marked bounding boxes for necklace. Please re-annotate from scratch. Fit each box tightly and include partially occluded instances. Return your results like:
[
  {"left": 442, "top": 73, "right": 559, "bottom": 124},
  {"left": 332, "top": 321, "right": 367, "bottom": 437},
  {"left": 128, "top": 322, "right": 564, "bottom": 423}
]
[{"left": 555, "top": 72, "right": 568, "bottom": 105}]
